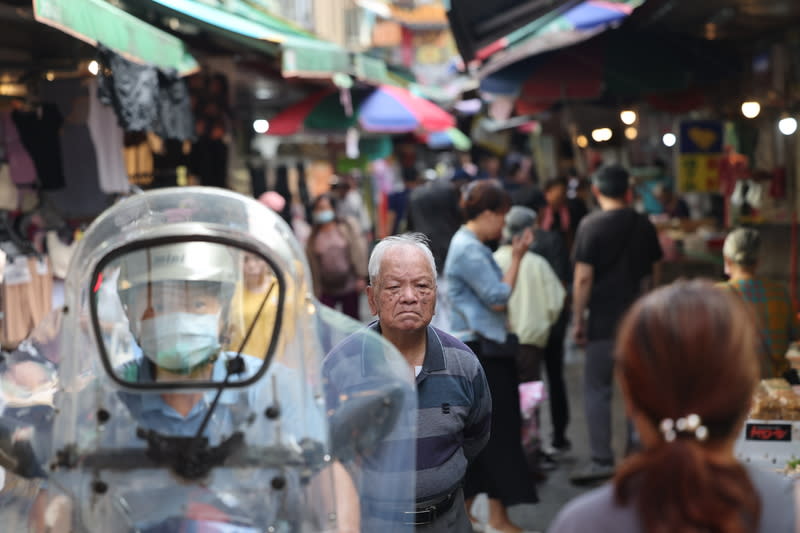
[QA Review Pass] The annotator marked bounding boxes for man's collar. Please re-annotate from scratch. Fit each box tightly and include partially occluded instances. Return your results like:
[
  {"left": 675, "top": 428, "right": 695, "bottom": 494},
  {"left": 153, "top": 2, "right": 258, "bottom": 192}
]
[{"left": 366, "top": 321, "right": 445, "bottom": 373}]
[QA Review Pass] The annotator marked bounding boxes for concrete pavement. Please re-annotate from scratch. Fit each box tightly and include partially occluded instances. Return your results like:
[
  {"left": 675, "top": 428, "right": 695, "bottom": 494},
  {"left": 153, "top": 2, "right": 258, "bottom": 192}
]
[{"left": 504, "top": 343, "right": 630, "bottom": 532}]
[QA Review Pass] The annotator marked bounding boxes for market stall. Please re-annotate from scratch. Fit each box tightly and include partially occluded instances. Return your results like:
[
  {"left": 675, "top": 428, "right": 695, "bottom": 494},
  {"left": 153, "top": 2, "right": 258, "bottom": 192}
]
[
  {"left": 652, "top": 218, "right": 726, "bottom": 285},
  {"left": 735, "top": 346, "right": 800, "bottom": 476}
]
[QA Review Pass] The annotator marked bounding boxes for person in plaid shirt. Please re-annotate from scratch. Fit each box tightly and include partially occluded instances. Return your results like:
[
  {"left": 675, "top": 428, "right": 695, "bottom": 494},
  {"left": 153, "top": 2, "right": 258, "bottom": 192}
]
[{"left": 720, "top": 227, "right": 800, "bottom": 378}]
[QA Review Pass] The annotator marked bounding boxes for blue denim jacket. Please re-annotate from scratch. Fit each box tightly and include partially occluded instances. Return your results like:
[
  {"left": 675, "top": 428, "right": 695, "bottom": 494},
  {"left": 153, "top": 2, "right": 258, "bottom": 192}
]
[{"left": 443, "top": 226, "right": 510, "bottom": 343}]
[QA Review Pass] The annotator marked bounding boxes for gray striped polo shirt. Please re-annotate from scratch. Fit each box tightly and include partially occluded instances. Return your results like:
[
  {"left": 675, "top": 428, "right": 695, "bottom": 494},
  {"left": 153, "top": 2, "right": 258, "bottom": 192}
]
[{"left": 323, "top": 322, "right": 491, "bottom": 503}]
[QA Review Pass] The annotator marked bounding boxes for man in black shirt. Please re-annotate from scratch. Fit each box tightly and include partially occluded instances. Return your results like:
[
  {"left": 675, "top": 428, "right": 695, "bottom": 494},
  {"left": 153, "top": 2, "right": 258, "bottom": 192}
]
[
  {"left": 406, "top": 174, "right": 464, "bottom": 330},
  {"left": 570, "top": 164, "right": 662, "bottom": 483}
]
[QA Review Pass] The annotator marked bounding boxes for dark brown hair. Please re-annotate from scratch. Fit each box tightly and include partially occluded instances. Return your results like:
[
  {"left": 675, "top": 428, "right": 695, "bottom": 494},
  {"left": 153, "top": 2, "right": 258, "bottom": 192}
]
[
  {"left": 460, "top": 179, "right": 512, "bottom": 221},
  {"left": 543, "top": 176, "right": 568, "bottom": 192},
  {"left": 614, "top": 280, "right": 760, "bottom": 533}
]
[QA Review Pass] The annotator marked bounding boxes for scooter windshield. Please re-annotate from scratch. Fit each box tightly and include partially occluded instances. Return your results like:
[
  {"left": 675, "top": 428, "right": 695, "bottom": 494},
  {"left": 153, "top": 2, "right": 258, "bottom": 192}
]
[{"left": 0, "top": 188, "right": 417, "bottom": 532}]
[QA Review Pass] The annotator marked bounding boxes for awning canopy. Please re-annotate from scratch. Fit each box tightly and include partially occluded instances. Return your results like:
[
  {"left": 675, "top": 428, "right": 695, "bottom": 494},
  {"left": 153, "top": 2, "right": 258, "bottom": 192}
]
[
  {"left": 147, "top": 0, "right": 351, "bottom": 78},
  {"left": 477, "top": 0, "right": 644, "bottom": 78},
  {"left": 353, "top": 53, "right": 392, "bottom": 85},
  {"left": 267, "top": 85, "right": 455, "bottom": 135},
  {"left": 33, "top": 0, "right": 198, "bottom": 74}
]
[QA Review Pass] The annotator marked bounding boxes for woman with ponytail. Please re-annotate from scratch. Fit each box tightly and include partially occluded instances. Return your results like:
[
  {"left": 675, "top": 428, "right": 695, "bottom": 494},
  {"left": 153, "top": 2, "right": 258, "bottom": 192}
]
[{"left": 549, "top": 280, "right": 798, "bottom": 533}]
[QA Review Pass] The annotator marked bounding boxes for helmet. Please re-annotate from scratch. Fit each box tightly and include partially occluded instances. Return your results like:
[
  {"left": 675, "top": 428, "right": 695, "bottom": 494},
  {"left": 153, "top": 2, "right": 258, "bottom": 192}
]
[
  {"left": 116, "top": 241, "right": 238, "bottom": 313},
  {"left": 117, "top": 241, "right": 239, "bottom": 291}
]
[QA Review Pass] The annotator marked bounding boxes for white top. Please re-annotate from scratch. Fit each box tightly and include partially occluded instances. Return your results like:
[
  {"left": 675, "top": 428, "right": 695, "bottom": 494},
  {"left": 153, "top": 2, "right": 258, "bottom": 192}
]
[{"left": 493, "top": 247, "right": 566, "bottom": 347}]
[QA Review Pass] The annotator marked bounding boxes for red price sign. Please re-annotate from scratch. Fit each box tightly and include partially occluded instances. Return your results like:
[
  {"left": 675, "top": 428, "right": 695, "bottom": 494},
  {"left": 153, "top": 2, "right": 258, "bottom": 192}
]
[{"left": 746, "top": 423, "right": 792, "bottom": 442}]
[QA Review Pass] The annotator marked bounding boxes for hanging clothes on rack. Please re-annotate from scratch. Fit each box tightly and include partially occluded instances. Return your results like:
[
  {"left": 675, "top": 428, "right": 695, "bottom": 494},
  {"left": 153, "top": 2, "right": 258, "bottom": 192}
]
[
  {"left": 97, "top": 45, "right": 194, "bottom": 140},
  {"left": 41, "top": 79, "right": 109, "bottom": 217},
  {"left": 189, "top": 135, "right": 228, "bottom": 187},
  {"left": 0, "top": 254, "right": 53, "bottom": 348},
  {"left": 0, "top": 165, "right": 19, "bottom": 211},
  {"left": 11, "top": 103, "right": 65, "bottom": 190},
  {"left": 0, "top": 111, "right": 37, "bottom": 187},
  {"left": 97, "top": 44, "right": 160, "bottom": 132},
  {"left": 154, "top": 69, "right": 194, "bottom": 141},
  {"left": 87, "top": 79, "right": 129, "bottom": 194}
]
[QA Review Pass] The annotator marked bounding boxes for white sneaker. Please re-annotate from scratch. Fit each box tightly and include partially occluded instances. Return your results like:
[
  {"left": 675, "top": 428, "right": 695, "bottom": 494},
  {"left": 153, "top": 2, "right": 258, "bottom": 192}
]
[
  {"left": 569, "top": 461, "right": 615, "bottom": 484},
  {"left": 471, "top": 522, "right": 486, "bottom": 533}
]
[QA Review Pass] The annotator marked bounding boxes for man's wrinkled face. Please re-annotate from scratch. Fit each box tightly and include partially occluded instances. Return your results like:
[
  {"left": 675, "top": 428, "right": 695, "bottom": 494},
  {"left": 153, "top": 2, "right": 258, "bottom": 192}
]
[{"left": 368, "top": 247, "right": 436, "bottom": 334}]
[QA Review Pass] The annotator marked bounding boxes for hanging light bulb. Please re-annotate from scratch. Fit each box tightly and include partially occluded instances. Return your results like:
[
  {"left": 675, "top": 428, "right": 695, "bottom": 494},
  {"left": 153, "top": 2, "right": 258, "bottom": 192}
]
[
  {"left": 591, "top": 128, "right": 613, "bottom": 142},
  {"left": 620, "top": 110, "right": 637, "bottom": 125},
  {"left": 253, "top": 119, "right": 270, "bottom": 134},
  {"left": 624, "top": 127, "right": 638, "bottom": 140},
  {"left": 576, "top": 135, "right": 589, "bottom": 148},
  {"left": 779, "top": 116, "right": 797, "bottom": 135},
  {"left": 741, "top": 101, "right": 761, "bottom": 119}
]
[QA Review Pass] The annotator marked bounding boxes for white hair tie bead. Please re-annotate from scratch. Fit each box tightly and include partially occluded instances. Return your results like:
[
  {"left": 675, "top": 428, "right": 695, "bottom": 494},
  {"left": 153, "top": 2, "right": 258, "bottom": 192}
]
[{"left": 659, "top": 414, "right": 708, "bottom": 443}]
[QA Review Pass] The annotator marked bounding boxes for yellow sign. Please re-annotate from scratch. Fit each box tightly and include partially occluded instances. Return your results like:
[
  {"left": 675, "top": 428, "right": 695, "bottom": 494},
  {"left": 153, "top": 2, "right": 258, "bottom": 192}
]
[
  {"left": 678, "top": 120, "right": 723, "bottom": 193},
  {"left": 678, "top": 154, "right": 720, "bottom": 193}
]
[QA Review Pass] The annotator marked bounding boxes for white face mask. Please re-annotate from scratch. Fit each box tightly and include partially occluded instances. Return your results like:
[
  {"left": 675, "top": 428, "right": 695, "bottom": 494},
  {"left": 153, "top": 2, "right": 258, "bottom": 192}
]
[
  {"left": 138, "top": 312, "right": 221, "bottom": 374},
  {"left": 312, "top": 210, "right": 335, "bottom": 225}
]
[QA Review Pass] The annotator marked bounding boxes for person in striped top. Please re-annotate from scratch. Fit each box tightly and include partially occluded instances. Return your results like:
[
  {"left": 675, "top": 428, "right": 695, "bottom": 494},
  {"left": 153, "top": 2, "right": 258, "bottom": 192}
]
[{"left": 324, "top": 233, "right": 491, "bottom": 531}]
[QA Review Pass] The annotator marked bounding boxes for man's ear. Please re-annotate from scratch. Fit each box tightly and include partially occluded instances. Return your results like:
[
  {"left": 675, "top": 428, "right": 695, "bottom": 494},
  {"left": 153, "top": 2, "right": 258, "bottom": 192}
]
[
  {"left": 624, "top": 188, "right": 634, "bottom": 204},
  {"left": 366, "top": 284, "right": 378, "bottom": 317}
]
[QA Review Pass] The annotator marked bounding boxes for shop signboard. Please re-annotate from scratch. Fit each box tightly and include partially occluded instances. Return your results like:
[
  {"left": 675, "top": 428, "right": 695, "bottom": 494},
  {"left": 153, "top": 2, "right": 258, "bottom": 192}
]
[
  {"left": 735, "top": 419, "right": 800, "bottom": 471},
  {"left": 678, "top": 120, "right": 723, "bottom": 193}
]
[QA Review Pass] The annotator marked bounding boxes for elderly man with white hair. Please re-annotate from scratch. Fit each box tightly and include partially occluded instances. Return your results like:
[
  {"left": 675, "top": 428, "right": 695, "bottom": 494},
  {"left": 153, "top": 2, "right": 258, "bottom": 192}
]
[{"left": 358, "top": 233, "right": 492, "bottom": 531}]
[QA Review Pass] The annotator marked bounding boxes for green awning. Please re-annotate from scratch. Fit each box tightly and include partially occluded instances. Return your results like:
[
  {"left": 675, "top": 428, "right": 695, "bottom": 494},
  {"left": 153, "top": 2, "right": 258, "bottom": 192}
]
[
  {"left": 33, "top": 0, "right": 198, "bottom": 75},
  {"left": 353, "top": 54, "right": 391, "bottom": 85},
  {"left": 148, "top": 0, "right": 351, "bottom": 78}
]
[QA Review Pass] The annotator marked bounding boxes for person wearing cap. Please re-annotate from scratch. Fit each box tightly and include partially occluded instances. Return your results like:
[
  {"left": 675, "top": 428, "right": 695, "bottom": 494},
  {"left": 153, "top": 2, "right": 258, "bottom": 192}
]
[
  {"left": 493, "top": 207, "right": 567, "bottom": 470},
  {"left": 719, "top": 227, "right": 799, "bottom": 379}
]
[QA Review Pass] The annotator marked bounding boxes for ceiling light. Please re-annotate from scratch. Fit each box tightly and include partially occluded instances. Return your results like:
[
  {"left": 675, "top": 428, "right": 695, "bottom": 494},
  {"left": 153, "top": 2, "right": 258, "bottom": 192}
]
[
  {"left": 591, "top": 128, "right": 613, "bottom": 142},
  {"left": 576, "top": 135, "right": 588, "bottom": 148},
  {"left": 253, "top": 119, "right": 270, "bottom": 134},
  {"left": 624, "top": 127, "right": 638, "bottom": 140},
  {"left": 741, "top": 101, "right": 761, "bottom": 119},
  {"left": 255, "top": 87, "right": 274, "bottom": 100},
  {"left": 779, "top": 116, "right": 797, "bottom": 135},
  {"left": 662, "top": 133, "right": 677, "bottom": 147},
  {"left": 620, "top": 110, "right": 637, "bottom": 125}
]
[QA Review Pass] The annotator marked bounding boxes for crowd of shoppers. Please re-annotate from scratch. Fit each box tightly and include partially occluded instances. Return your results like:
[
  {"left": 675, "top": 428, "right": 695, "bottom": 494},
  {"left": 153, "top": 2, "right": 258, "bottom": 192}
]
[
  {"left": 298, "top": 154, "right": 799, "bottom": 532},
  {"left": 443, "top": 179, "right": 538, "bottom": 533}
]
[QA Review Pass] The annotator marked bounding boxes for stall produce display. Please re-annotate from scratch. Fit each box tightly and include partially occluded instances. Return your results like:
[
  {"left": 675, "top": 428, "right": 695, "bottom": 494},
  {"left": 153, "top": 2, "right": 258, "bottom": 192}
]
[{"left": 736, "top": 377, "right": 800, "bottom": 473}]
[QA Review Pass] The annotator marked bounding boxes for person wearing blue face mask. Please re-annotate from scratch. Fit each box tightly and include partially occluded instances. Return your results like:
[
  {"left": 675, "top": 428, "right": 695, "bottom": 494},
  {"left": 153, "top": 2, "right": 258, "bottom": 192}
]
[
  {"left": 305, "top": 193, "right": 368, "bottom": 320},
  {"left": 112, "top": 242, "right": 275, "bottom": 440}
]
